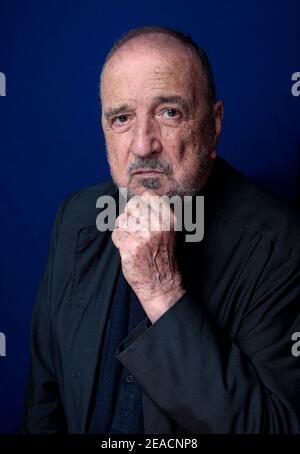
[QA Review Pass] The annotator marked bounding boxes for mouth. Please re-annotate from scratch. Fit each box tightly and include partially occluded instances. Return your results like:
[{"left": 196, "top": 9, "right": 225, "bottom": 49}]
[{"left": 131, "top": 169, "right": 165, "bottom": 176}]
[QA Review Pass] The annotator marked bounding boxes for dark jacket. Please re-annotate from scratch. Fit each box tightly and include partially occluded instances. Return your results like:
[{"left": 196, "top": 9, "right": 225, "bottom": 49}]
[{"left": 22, "top": 157, "right": 300, "bottom": 433}]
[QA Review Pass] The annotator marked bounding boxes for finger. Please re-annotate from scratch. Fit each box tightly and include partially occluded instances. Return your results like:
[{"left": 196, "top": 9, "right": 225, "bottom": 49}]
[
  {"left": 111, "top": 227, "right": 131, "bottom": 248},
  {"left": 141, "top": 193, "right": 175, "bottom": 230},
  {"left": 119, "top": 210, "right": 150, "bottom": 232},
  {"left": 120, "top": 199, "right": 152, "bottom": 231},
  {"left": 124, "top": 195, "right": 151, "bottom": 218}
]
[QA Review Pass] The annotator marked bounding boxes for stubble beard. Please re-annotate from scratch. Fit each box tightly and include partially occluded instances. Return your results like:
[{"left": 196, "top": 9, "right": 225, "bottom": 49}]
[{"left": 106, "top": 145, "right": 212, "bottom": 201}]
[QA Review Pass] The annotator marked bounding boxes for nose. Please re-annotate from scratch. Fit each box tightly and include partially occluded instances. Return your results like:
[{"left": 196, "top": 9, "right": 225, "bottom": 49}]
[{"left": 131, "top": 117, "right": 162, "bottom": 158}]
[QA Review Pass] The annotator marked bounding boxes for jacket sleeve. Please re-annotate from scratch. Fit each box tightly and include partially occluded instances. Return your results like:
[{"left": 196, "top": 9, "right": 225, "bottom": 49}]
[
  {"left": 22, "top": 201, "right": 68, "bottom": 433},
  {"left": 116, "top": 253, "right": 300, "bottom": 434}
]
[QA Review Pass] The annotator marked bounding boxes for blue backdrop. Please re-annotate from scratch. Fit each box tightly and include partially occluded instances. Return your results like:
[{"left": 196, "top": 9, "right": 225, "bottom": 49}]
[{"left": 0, "top": 0, "right": 299, "bottom": 433}]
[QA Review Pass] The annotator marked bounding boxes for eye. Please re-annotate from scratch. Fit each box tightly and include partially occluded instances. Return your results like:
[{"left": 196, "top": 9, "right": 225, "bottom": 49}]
[
  {"left": 162, "top": 108, "right": 181, "bottom": 119},
  {"left": 112, "top": 114, "right": 129, "bottom": 125}
]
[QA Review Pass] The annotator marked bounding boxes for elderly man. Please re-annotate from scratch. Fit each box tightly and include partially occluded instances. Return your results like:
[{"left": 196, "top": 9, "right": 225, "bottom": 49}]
[{"left": 22, "top": 26, "right": 300, "bottom": 434}]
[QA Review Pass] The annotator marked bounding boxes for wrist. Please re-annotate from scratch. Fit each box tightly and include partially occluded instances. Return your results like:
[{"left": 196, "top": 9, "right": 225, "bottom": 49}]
[{"left": 139, "top": 283, "right": 186, "bottom": 323}]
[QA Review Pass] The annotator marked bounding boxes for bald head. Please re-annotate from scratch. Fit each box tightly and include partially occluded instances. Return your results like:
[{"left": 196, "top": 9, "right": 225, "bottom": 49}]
[
  {"left": 101, "top": 34, "right": 209, "bottom": 110},
  {"left": 100, "top": 27, "right": 216, "bottom": 107}
]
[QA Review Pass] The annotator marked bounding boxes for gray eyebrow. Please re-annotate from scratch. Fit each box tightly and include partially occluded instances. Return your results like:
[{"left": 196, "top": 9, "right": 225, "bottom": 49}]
[
  {"left": 104, "top": 104, "right": 129, "bottom": 121},
  {"left": 104, "top": 96, "right": 192, "bottom": 122},
  {"left": 152, "top": 95, "right": 192, "bottom": 113}
]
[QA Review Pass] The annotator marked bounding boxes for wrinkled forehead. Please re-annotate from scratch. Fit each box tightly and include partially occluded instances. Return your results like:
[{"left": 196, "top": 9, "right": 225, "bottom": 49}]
[{"left": 100, "top": 35, "right": 206, "bottom": 104}]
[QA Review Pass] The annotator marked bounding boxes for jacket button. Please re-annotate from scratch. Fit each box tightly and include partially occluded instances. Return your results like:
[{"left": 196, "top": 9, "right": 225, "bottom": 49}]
[{"left": 126, "top": 374, "right": 134, "bottom": 383}]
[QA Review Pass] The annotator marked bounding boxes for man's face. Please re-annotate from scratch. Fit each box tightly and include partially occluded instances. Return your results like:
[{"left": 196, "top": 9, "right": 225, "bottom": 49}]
[{"left": 101, "top": 35, "right": 222, "bottom": 198}]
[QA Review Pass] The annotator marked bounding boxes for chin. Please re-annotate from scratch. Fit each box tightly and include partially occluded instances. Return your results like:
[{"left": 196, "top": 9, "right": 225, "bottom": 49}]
[{"left": 127, "top": 176, "right": 160, "bottom": 195}]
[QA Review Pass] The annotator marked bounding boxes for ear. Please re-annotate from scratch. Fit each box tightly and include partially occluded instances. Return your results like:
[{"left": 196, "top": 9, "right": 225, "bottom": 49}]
[{"left": 210, "top": 100, "right": 224, "bottom": 159}]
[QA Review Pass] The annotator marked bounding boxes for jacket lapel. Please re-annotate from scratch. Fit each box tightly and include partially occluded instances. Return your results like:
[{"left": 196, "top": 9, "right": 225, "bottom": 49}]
[{"left": 67, "top": 224, "right": 121, "bottom": 432}]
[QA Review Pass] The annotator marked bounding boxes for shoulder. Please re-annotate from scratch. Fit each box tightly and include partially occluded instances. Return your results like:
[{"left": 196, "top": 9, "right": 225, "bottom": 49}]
[
  {"left": 209, "top": 157, "right": 300, "bottom": 260},
  {"left": 56, "top": 180, "right": 118, "bottom": 230}
]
